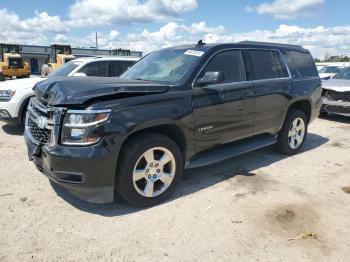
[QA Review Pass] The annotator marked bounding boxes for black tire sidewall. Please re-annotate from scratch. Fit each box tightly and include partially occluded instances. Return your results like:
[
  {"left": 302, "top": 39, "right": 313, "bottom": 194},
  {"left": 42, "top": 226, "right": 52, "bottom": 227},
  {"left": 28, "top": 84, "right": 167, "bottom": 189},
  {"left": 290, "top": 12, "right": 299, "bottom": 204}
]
[
  {"left": 116, "top": 133, "right": 184, "bottom": 207},
  {"left": 276, "top": 109, "right": 308, "bottom": 155}
]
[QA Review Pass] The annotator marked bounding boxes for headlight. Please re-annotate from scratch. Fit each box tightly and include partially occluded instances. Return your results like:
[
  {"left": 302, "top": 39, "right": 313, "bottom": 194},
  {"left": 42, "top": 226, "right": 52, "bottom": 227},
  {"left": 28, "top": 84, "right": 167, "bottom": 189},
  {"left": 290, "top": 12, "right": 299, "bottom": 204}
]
[
  {"left": 0, "top": 90, "right": 16, "bottom": 100},
  {"left": 61, "top": 109, "right": 111, "bottom": 146}
]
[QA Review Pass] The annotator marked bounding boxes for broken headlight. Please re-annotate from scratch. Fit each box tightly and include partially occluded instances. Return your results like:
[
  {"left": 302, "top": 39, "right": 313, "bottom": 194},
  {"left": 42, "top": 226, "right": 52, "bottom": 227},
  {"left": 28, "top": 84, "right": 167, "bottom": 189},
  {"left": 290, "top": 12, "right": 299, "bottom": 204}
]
[{"left": 61, "top": 109, "right": 111, "bottom": 146}]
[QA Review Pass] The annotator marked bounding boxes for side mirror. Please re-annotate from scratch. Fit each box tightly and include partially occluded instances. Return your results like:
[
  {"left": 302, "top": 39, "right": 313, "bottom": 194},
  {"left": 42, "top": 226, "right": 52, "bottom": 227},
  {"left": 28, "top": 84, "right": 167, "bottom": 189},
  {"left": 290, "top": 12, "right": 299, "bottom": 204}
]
[
  {"left": 73, "top": 72, "right": 87, "bottom": 77},
  {"left": 196, "top": 71, "right": 225, "bottom": 86}
]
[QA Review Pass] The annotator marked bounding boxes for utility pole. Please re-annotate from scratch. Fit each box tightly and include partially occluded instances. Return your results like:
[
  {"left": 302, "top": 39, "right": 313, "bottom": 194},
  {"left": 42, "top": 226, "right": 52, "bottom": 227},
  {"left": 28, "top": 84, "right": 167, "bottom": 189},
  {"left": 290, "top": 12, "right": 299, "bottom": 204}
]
[{"left": 95, "top": 32, "right": 98, "bottom": 49}]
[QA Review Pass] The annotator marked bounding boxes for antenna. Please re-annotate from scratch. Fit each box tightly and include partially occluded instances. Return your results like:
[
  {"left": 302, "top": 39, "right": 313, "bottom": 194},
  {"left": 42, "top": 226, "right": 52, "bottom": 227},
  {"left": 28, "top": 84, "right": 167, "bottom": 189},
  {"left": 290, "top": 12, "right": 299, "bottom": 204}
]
[{"left": 196, "top": 40, "right": 205, "bottom": 47}]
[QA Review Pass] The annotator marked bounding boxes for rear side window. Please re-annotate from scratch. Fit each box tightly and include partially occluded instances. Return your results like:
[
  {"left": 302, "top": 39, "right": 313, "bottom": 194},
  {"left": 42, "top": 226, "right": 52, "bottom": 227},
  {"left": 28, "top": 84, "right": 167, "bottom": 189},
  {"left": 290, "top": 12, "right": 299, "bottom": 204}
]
[
  {"left": 249, "top": 50, "right": 289, "bottom": 80},
  {"left": 201, "top": 50, "right": 246, "bottom": 83},
  {"left": 79, "top": 61, "right": 108, "bottom": 77},
  {"left": 108, "top": 61, "right": 135, "bottom": 77},
  {"left": 286, "top": 51, "right": 318, "bottom": 78}
]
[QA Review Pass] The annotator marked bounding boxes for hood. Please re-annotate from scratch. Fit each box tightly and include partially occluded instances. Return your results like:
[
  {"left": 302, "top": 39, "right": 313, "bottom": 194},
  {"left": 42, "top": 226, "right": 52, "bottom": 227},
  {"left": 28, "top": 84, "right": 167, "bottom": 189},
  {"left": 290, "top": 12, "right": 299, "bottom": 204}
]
[
  {"left": 0, "top": 77, "right": 45, "bottom": 91},
  {"left": 319, "top": 73, "right": 337, "bottom": 80},
  {"left": 322, "top": 79, "right": 350, "bottom": 92},
  {"left": 33, "top": 76, "right": 170, "bottom": 106}
]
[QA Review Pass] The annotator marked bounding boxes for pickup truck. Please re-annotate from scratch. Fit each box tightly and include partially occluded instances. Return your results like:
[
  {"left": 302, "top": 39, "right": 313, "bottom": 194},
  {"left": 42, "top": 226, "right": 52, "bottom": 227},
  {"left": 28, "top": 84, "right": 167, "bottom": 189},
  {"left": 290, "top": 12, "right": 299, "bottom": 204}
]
[{"left": 24, "top": 41, "right": 322, "bottom": 206}]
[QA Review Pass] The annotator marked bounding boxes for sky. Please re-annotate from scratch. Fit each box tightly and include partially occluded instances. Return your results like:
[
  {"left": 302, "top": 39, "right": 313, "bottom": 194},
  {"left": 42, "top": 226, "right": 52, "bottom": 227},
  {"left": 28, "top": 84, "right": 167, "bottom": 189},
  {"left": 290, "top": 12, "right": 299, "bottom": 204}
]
[{"left": 0, "top": 0, "right": 349, "bottom": 59}]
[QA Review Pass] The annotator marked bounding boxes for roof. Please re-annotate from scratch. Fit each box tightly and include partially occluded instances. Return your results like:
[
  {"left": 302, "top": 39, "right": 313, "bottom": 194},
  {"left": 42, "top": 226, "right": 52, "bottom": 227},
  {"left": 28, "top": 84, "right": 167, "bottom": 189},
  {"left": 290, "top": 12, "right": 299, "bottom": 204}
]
[
  {"left": 73, "top": 56, "right": 141, "bottom": 62},
  {"left": 162, "top": 41, "right": 308, "bottom": 53}
]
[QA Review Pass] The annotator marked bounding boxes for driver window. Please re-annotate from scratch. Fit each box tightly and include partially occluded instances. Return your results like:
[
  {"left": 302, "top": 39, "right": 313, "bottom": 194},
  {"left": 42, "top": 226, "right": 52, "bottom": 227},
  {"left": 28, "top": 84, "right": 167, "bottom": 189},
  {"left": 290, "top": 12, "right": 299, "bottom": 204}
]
[{"left": 201, "top": 50, "right": 246, "bottom": 84}]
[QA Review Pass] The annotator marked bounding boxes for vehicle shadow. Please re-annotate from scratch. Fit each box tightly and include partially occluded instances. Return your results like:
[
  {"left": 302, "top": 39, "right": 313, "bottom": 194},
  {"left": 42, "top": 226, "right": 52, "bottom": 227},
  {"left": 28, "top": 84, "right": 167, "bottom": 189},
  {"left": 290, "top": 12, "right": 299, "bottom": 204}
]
[
  {"left": 1, "top": 124, "right": 24, "bottom": 136},
  {"left": 51, "top": 133, "right": 329, "bottom": 217},
  {"left": 319, "top": 114, "right": 350, "bottom": 124}
]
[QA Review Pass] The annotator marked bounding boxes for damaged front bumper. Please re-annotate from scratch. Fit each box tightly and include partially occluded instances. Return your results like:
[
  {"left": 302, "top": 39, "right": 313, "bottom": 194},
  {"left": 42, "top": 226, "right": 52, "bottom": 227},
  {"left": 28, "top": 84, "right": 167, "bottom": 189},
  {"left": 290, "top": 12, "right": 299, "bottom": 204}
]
[
  {"left": 24, "top": 132, "right": 118, "bottom": 203},
  {"left": 322, "top": 98, "right": 350, "bottom": 117}
]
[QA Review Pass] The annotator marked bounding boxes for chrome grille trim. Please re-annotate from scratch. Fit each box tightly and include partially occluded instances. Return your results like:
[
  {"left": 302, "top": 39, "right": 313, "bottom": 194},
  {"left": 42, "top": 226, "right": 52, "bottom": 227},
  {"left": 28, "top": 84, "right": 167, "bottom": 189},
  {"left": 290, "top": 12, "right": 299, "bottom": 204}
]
[{"left": 25, "top": 98, "right": 64, "bottom": 146}]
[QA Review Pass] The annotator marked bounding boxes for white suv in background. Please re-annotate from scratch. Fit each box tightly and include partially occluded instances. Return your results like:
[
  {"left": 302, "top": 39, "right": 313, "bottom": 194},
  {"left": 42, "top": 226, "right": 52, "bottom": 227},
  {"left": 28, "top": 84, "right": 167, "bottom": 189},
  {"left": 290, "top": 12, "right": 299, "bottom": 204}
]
[{"left": 0, "top": 56, "right": 140, "bottom": 125}]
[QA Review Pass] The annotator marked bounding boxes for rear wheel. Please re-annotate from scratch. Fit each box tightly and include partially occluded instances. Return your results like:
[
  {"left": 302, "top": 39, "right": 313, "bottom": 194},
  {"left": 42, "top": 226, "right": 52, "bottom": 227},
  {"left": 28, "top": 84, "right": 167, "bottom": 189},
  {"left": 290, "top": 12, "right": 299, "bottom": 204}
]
[
  {"left": 116, "top": 133, "right": 184, "bottom": 207},
  {"left": 276, "top": 109, "right": 308, "bottom": 155},
  {"left": 0, "top": 73, "right": 5, "bottom": 81}
]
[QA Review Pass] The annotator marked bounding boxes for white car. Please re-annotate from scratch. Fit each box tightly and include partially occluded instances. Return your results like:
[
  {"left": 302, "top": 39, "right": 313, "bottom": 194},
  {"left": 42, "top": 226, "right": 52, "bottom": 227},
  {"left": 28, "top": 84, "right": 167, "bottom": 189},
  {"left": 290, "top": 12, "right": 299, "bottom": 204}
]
[
  {"left": 319, "top": 65, "right": 346, "bottom": 80},
  {"left": 0, "top": 56, "right": 139, "bottom": 125}
]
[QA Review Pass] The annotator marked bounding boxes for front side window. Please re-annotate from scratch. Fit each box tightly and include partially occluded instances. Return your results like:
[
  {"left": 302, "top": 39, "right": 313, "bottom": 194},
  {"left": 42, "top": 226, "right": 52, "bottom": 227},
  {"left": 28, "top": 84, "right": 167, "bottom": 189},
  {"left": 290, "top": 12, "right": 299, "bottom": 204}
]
[
  {"left": 108, "top": 61, "right": 135, "bottom": 77},
  {"left": 120, "top": 49, "right": 203, "bottom": 84},
  {"left": 199, "top": 50, "right": 246, "bottom": 84},
  {"left": 47, "top": 61, "right": 82, "bottom": 78},
  {"left": 319, "top": 66, "right": 343, "bottom": 74},
  {"left": 79, "top": 61, "right": 108, "bottom": 77},
  {"left": 249, "top": 50, "right": 289, "bottom": 80}
]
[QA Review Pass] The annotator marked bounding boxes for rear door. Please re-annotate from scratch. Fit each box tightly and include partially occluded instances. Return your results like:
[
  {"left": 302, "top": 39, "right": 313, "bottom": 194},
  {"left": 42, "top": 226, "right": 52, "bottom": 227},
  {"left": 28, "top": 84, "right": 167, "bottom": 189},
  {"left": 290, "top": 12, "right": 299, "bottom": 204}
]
[
  {"left": 78, "top": 61, "right": 108, "bottom": 77},
  {"left": 192, "top": 49, "right": 255, "bottom": 152},
  {"left": 108, "top": 60, "right": 136, "bottom": 77},
  {"left": 248, "top": 49, "right": 292, "bottom": 135}
]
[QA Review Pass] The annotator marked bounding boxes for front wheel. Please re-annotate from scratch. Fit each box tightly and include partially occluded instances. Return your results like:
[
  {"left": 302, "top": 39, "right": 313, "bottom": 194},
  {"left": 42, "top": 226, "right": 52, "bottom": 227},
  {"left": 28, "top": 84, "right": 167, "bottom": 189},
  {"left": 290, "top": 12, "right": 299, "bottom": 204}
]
[
  {"left": 116, "top": 133, "right": 184, "bottom": 207},
  {"left": 276, "top": 109, "right": 308, "bottom": 155}
]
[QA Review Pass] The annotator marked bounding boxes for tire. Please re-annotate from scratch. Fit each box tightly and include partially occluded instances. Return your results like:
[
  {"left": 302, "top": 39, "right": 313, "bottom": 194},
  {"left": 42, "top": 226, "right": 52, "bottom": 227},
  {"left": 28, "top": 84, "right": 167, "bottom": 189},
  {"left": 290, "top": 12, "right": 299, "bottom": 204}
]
[
  {"left": 116, "top": 133, "right": 184, "bottom": 207},
  {"left": 0, "top": 73, "right": 5, "bottom": 81},
  {"left": 276, "top": 109, "right": 308, "bottom": 155}
]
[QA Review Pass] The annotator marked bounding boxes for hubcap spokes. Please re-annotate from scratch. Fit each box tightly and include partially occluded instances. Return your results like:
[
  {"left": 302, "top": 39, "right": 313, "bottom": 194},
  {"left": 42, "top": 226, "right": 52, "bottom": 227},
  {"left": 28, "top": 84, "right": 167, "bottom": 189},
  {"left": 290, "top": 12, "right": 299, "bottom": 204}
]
[
  {"left": 132, "top": 147, "right": 176, "bottom": 198},
  {"left": 288, "top": 118, "right": 305, "bottom": 149}
]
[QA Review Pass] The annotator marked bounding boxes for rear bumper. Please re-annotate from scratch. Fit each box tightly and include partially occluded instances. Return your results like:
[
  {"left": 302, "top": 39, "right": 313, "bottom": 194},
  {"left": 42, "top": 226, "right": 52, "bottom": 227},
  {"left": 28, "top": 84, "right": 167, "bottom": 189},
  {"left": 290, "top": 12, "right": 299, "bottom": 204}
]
[
  {"left": 322, "top": 99, "right": 350, "bottom": 117},
  {"left": 24, "top": 131, "right": 119, "bottom": 203}
]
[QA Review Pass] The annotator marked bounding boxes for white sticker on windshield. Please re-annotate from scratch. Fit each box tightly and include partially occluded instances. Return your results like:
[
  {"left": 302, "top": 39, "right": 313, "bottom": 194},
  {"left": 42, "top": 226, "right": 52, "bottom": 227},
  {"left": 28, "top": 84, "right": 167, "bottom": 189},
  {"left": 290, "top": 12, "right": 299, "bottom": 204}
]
[{"left": 184, "top": 50, "right": 204, "bottom": 57}]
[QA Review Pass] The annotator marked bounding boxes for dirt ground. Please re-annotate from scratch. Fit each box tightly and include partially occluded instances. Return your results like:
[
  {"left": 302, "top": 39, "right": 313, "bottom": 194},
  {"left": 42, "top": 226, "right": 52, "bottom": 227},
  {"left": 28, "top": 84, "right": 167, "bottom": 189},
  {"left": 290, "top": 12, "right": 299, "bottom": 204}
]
[{"left": 0, "top": 115, "right": 349, "bottom": 262}]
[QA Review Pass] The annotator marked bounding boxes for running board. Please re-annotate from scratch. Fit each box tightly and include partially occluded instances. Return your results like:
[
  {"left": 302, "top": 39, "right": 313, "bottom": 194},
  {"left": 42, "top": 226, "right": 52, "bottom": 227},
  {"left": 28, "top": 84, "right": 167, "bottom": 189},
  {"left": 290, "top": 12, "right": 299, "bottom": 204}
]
[{"left": 185, "top": 134, "right": 277, "bottom": 169}]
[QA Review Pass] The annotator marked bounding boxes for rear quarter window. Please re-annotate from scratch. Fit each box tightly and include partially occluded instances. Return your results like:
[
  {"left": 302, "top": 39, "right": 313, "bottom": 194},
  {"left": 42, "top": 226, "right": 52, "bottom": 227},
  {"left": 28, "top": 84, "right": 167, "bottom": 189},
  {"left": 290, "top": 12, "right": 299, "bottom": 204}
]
[{"left": 285, "top": 51, "right": 318, "bottom": 78}]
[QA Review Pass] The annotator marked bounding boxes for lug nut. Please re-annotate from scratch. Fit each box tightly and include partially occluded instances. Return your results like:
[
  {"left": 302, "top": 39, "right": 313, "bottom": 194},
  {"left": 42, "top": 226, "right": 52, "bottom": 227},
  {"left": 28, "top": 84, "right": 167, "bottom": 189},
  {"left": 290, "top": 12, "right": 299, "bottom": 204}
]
[
  {"left": 150, "top": 163, "right": 153, "bottom": 167},
  {"left": 155, "top": 163, "right": 159, "bottom": 167},
  {"left": 148, "top": 174, "right": 151, "bottom": 179},
  {"left": 153, "top": 174, "right": 157, "bottom": 178},
  {"left": 156, "top": 169, "right": 160, "bottom": 173},
  {"left": 146, "top": 169, "right": 149, "bottom": 173}
]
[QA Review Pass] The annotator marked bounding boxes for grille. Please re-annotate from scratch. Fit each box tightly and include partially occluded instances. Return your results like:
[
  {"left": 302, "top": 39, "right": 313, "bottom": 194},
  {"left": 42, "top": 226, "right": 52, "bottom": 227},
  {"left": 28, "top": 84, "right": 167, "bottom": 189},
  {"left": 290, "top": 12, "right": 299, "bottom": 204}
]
[
  {"left": 326, "top": 90, "right": 350, "bottom": 102},
  {"left": 26, "top": 98, "right": 55, "bottom": 144},
  {"left": 28, "top": 117, "right": 52, "bottom": 144}
]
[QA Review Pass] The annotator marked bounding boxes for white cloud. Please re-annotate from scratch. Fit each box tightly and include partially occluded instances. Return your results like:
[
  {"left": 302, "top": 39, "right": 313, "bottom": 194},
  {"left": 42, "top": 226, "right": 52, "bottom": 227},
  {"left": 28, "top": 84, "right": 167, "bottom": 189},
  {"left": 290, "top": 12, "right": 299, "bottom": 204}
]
[
  {"left": 0, "top": 8, "right": 68, "bottom": 45},
  {"left": 69, "top": 23, "right": 349, "bottom": 59},
  {"left": 246, "top": 0, "right": 324, "bottom": 19},
  {"left": 68, "top": 0, "right": 198, "bottom": 26}
]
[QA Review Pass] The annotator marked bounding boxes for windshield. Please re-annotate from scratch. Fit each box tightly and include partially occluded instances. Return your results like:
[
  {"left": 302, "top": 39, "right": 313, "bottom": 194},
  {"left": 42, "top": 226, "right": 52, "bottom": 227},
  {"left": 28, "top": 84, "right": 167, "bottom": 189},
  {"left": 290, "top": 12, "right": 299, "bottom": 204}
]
[
  {"left": 47, "top": 61, "right": 82, "bottom": 78},
  {"left": 334, "top": 67, "right": 350, "bottom": 79},
  {"left": 120, "top": 49, "right": 203, "bottom": 84},
  {"left": 8, "top": 57, "right": 23, "bottom": 68},
  {"left": 319, "top": 66, "right": 343, "bottom": 74}
]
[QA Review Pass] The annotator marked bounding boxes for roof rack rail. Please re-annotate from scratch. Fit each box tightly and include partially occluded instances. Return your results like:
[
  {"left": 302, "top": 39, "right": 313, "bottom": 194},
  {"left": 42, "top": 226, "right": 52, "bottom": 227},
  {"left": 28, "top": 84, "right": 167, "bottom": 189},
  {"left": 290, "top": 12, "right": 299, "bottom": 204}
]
[{"left": 238, "top": 41, "right": 303, "bottom": 49}]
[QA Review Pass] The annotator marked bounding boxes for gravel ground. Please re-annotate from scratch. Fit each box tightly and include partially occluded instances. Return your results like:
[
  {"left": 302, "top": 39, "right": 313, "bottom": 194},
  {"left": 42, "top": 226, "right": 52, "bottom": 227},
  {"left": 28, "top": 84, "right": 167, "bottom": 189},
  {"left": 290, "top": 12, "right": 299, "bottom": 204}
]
[{"left": 0, "top": 116, "right": 349, "bottom": 262}]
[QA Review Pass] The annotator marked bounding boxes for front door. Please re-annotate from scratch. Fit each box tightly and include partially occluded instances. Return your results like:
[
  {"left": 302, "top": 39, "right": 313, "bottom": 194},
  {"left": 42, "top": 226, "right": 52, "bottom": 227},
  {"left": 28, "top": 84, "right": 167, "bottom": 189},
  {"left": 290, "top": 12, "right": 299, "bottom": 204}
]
[{"left": 192, "top": 49, "right": 255, "bottom": 152}]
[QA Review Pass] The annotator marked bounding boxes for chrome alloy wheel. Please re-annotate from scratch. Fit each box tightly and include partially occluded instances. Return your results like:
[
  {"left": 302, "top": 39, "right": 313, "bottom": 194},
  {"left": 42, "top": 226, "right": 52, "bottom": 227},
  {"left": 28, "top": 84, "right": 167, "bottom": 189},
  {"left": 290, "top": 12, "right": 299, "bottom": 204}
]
[
  {"left": 132, "top": 147, "right": 176, "bottom": 198},
  {"left": 288, "top": 117, "right": 305, "bottom": 149}
]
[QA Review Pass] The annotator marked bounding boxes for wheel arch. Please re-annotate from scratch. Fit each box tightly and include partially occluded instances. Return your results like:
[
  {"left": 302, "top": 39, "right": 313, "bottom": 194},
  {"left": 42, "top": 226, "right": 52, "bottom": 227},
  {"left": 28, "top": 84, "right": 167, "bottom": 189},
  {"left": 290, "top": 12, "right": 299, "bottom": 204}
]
[
  {"left": 115, "top": 123, "right": 188, "bottom": 175},
  {"left": 287, "top": 99, "right": 312, "bottom": 123},
  {"left": 18, "top": 95, "right": 34, "bottom": 124}
]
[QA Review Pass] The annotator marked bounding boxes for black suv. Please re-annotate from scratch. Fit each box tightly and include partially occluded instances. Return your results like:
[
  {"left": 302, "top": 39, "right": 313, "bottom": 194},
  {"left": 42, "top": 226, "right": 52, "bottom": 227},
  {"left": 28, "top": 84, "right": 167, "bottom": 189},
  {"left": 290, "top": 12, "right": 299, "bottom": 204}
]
[{"left": 24, "top": 41, "right": 321, "bottom": 206}]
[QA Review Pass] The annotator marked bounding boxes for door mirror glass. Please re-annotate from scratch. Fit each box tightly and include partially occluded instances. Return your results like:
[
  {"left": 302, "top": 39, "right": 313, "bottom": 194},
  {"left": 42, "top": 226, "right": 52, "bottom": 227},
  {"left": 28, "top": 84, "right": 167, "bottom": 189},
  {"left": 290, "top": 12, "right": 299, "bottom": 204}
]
[
  {"left": 196, "top": 71, "right": 224, "bottom": 86},
  {"left": 73, "top": 72, "right": 87, "bottom": 77}
]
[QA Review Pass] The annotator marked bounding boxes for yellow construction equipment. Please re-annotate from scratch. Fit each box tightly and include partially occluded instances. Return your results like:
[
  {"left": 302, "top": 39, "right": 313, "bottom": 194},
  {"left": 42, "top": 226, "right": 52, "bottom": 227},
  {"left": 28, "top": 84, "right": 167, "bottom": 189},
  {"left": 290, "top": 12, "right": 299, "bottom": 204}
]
[
  {"left": 0, "top": 43, "right": 30, "bottom": 81},
  {"left": 41, "top": 44, "right": 76, "bottom": 77}
]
